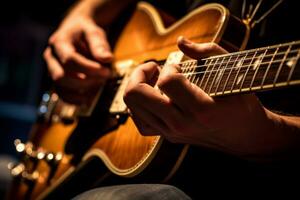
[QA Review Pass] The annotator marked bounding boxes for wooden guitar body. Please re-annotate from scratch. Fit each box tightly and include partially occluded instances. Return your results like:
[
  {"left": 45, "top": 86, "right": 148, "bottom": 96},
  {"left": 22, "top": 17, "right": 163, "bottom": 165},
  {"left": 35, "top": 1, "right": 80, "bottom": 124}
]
[
  {"left": 7, "top": 2, "right": 249, "bottom": 199},
  {"left": 85, "top": 0, "right": 249, "bottom": 177}
]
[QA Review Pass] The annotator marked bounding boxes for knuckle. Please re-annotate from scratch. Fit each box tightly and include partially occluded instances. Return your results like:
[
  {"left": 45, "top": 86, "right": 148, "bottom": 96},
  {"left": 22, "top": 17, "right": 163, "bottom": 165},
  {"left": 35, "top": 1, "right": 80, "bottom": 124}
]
[
  {"left": 88, "top": 27, "right": 105, "bottom": 38},
  {"left": 147, "top": 61, "right": 157, "bottom": 67},
  {"left": 157, "top": 74, "right": 173, "bottom": 88},
  {"left": 51, "top": 71, "right": 64, "bottom": 81},
  {"left": 61, "top": 53, "right": 73, "bottom": 65},
  {"left": 48, "top": 34, "right": 58, "bottom": 45},
  {"left": 123, "top": 84, "right": 141, "bottom": 104},
  {"left": 157, "top": 74, "right": 182, "bottom": 89}
]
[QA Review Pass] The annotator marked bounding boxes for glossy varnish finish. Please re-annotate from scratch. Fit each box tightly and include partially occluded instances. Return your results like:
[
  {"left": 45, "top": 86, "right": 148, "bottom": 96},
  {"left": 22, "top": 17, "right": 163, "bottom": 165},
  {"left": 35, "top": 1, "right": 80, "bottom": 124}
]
[
  {"left": 7, "top": 2, "right": 249, "bottom": 199},
  {"left": 83, "top": 2, "right": 237, "bottom": 175}
]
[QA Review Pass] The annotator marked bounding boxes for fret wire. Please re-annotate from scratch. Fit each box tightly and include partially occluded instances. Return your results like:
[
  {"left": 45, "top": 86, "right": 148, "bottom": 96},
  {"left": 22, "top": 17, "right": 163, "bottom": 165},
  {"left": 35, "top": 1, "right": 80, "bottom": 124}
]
[
  {"left": 222, "top": 55, "right": 240, "bottom": 94},
  {"left": 200, "top": 40, "right": 300, "bottom": 61},
  {"left": 193, "top": 59, "right": 207, "bottom": 86},
  {"left": 239, "top": 51, "right": 257, "bottom": 91},
  {"left": 287, "top": 49, "right": 300, "bottom": 83},
  {"left": 273, "top": 43, "right": 293, "bottom": 86},
  {"left": 182, "top": 57, "right": 298, "bottom": 77},
  {"left": 192, "top": 62, "right": 202, "bottom": 86},
  {"left": 180, "top": 48, "right": 300, "bottom": 71},
  {"left": 183, "top": 62, "right": 190, "bottom": 79},
  {"left": 190, "top": 61, "right": 198, "bottom": 84},
  {"left": 181, "top": 62, "right": 188, "bottom": 73},
  {"left": 214, "top": 55, "right": 233, "bottom": 95},
  {"left": 249, "top": 48, "right": 268, "bottom": 90},
  {"left": 230, "top": 52, "right": 248, "bottom": 92},
  {"left": 203, "top": 57, "right": 219, "bottom": 92},
  {"left": 186, "top": 63, "right": 192, "bottom": 80},
  {"left": 208, "top": 56, "right": 226, "bottom": 94},
  {"left": 198, "top": 59, "right": 212, "bottom": 89},
  {"left": 260, "top": 46, "right": 280, "bottom": 88}
]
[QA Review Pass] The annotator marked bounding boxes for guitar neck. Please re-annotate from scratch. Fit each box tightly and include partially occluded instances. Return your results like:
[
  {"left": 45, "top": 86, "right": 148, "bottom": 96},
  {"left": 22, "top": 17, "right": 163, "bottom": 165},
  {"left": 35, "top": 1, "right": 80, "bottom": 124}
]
[{"left": 181, "top": 40, "right": 300, "bottom": 96}]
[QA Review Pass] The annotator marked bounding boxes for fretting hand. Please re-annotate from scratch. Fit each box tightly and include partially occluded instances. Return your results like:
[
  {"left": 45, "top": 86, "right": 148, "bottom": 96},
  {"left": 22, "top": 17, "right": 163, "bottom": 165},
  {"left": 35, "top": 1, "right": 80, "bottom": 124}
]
[{"left": 124, "top": 37, "right": 300, "bottom": 160}]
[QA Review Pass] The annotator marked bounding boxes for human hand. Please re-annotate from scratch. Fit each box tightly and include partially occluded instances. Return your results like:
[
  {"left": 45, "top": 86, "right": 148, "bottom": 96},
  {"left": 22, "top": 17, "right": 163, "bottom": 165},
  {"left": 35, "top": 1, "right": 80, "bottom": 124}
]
[
  {"left": 43, "top": 14, "right": 113, "bottom": 104},
  {"left": 124, "top": 37, "right": 281, "bottom": 158}
]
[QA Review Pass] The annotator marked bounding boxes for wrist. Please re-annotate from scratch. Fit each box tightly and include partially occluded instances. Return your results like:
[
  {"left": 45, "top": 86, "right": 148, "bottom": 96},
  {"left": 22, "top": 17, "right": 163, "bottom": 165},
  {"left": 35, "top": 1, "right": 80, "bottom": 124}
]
[{"left": 245, "top": 108, "right": 300, "bottom": 162}]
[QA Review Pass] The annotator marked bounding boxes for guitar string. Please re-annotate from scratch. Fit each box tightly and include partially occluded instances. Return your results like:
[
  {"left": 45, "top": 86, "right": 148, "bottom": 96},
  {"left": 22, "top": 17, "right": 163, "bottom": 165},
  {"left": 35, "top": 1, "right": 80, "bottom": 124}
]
[
  {"left": 178, "top": 48, "right": 299, "bottom": 71},
  {"left": 157, "top": 49, "right": 299, "bottom": 76},
  {"left": 201, "top": 40, "right": 300, "bottom": 60},
  {"left": 158, "top": 40, "right": 300, "bottom": 71},
  {"left": 181, "top": 57, "right": 299, "bottom": 77}
]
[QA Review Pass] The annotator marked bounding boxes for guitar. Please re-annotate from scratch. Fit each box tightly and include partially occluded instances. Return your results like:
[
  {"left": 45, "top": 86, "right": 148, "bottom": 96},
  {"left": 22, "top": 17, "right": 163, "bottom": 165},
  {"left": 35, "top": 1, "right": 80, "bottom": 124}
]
[{"left": 6, "top": 1, "right": 299, "bottom": 200}]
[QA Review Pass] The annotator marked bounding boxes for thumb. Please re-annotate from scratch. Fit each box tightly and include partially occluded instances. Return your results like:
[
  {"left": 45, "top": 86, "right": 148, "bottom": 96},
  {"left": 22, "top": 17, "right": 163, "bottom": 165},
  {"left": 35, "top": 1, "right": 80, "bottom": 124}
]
[{"left": 177, "top": 36, "right": 228, "bottom": 60}]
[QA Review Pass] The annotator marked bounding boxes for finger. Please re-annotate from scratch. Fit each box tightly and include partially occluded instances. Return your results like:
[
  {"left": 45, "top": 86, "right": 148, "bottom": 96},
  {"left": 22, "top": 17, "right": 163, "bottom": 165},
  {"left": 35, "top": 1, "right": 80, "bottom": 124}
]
[
  {"left": 126, "top": 62, "right": 160, "bottom": 91},
  {"left": 157, "top": 64, "right": 213, "bottom": 112},
  {"left": 43, "top": 47, "right": 64, "bottom": 80},
  {"left": 129, "top": 108, "right": 166, "bottom": 136},
  {"left": 84, "top": 27, "right": 113, "bottom": 63},
  {"left": 177, "top": 36, "right": 227, "bottom": 59},
  {"left": 52, "top": 42, "right": 111, "bottom": 78},
  {"left": 124, "top": 82, "right": 183, "bottom": 134}
]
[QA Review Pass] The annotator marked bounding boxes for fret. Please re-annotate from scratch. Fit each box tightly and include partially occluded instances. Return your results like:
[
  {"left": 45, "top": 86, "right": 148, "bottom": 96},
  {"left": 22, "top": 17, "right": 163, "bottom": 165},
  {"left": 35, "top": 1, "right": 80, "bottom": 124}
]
[
  {"left": 208, "top": 57, "right": 225, "bottom": 94},
  {"left": 222, "top": 55, "right": 240, "bottom": 94},
  {"left": 183, "top": 61, "right": 190, "bottom": 78},
  {"left": 256, "top": 46, "right": 288, "bottom": 87},
  {"left": 275, "top": 47, "right": 300, "bottom": 85},
  {"left": 214, "top": 55, "right": 233, "bottom": 95},
  {"left": 190, "top": 60, "right": 205, "bottom": 86},
  {"left": 181, "top": 62, "right": 188, "bottom": 75},
  {"left": 230, "top": 52, "right": 248, "bottom": 92},
  {"left": 260, "top": 46, "right": 280, "bottom": 88},
  {"left": 239, "top": 51, "right": 257, "bottom": 91},
  {"left": 179, "top": 40, "right": 300, "bottom": 97},
  {"left": 249, "top": 48, "right": 268, "bottom": 90},
  {"left": 192, "top": 60, "right": 204, "bottom": 86},
  {"left": 223, "top": 54, "right": 244, "bottom": 94},
  {"left": 188, "top": 62, "right": 197, "bottom": 82},
  {"left": 185, "top": 61, "right": 194, "bottom": 81},
  {"left": 198, "top": 59, "right": 213, "bottom": 89},
  {"left": 273, "top": 43, "right": 293, "bottom": 86},
  {"left": 202, "top": 58, "right": 219, "bottom": 92},
  {"left": 287, "top": 48, "right": 300, "bottom": 83}
]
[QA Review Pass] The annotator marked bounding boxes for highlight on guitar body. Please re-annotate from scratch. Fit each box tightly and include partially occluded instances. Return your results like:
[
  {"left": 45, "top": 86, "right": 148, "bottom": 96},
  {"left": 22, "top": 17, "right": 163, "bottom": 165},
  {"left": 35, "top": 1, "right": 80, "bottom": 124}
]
[{"left": 5, "top": 1, "right": 299, "bottom": 200}]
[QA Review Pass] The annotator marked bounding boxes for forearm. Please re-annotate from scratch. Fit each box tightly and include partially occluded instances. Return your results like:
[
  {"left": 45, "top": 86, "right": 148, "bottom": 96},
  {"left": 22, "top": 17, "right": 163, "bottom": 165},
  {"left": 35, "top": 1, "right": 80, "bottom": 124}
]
[
  {"left": 65, "top": 0, "right": 138, "bottom": 26},
  {"left": 253, "top": 109, "right": 300, "bottom": 162}
]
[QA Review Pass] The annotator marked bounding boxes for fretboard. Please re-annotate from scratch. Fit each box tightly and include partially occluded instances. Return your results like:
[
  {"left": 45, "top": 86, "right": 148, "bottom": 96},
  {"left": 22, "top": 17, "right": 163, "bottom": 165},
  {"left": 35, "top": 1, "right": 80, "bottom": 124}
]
[{"left": 180, "top": 40, "right": 300, "bottom": 97}]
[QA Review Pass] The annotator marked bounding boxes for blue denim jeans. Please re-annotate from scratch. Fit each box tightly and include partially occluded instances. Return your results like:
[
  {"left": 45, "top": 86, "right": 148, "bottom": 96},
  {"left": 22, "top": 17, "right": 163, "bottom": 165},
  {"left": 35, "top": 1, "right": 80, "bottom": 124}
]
[{"left": 72, "top": 184, "right": 192, "bottom": 200}]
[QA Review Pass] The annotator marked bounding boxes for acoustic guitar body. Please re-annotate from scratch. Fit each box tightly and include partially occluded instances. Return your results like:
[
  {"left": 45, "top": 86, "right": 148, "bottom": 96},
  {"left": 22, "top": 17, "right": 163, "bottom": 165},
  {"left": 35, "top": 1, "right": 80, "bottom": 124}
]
[{"left": 7, "top": 2, "right": 249, "bottom": 200}]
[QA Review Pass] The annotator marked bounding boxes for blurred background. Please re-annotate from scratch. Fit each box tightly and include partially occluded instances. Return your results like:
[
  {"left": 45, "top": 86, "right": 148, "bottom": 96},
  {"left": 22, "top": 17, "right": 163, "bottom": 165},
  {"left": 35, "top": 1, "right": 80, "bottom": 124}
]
[
  {"left": 0, "top": 0, "right": 299, "bottom": 198},
  {"left": 0, "top": 0, "right": 75, "bottom": 197}
]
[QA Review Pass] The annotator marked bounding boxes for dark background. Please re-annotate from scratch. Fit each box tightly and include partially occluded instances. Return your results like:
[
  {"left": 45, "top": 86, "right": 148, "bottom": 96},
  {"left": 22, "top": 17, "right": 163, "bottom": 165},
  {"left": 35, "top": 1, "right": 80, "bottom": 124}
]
[
  {"left": 0, "top": 0, "right": 299, "bottom": 198},
  {"left": 0, "top": 0, "right": 75, "bottom": 197}
]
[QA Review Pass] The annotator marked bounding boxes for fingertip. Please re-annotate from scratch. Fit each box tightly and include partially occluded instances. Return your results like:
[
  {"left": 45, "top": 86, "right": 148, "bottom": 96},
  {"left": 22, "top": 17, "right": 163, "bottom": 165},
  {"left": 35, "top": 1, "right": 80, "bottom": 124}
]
[
  {"left": 94, "top": 48, "right": 114, "bottom": 63},
  {"left": 177, "top": 36, "right": 192, "bottom": 46},
  {"left": 177, "top": 35, "right": 184, "bottom": 44},
  {"left": 51, "top": 68, "right": 64, "bottom": 81}
]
